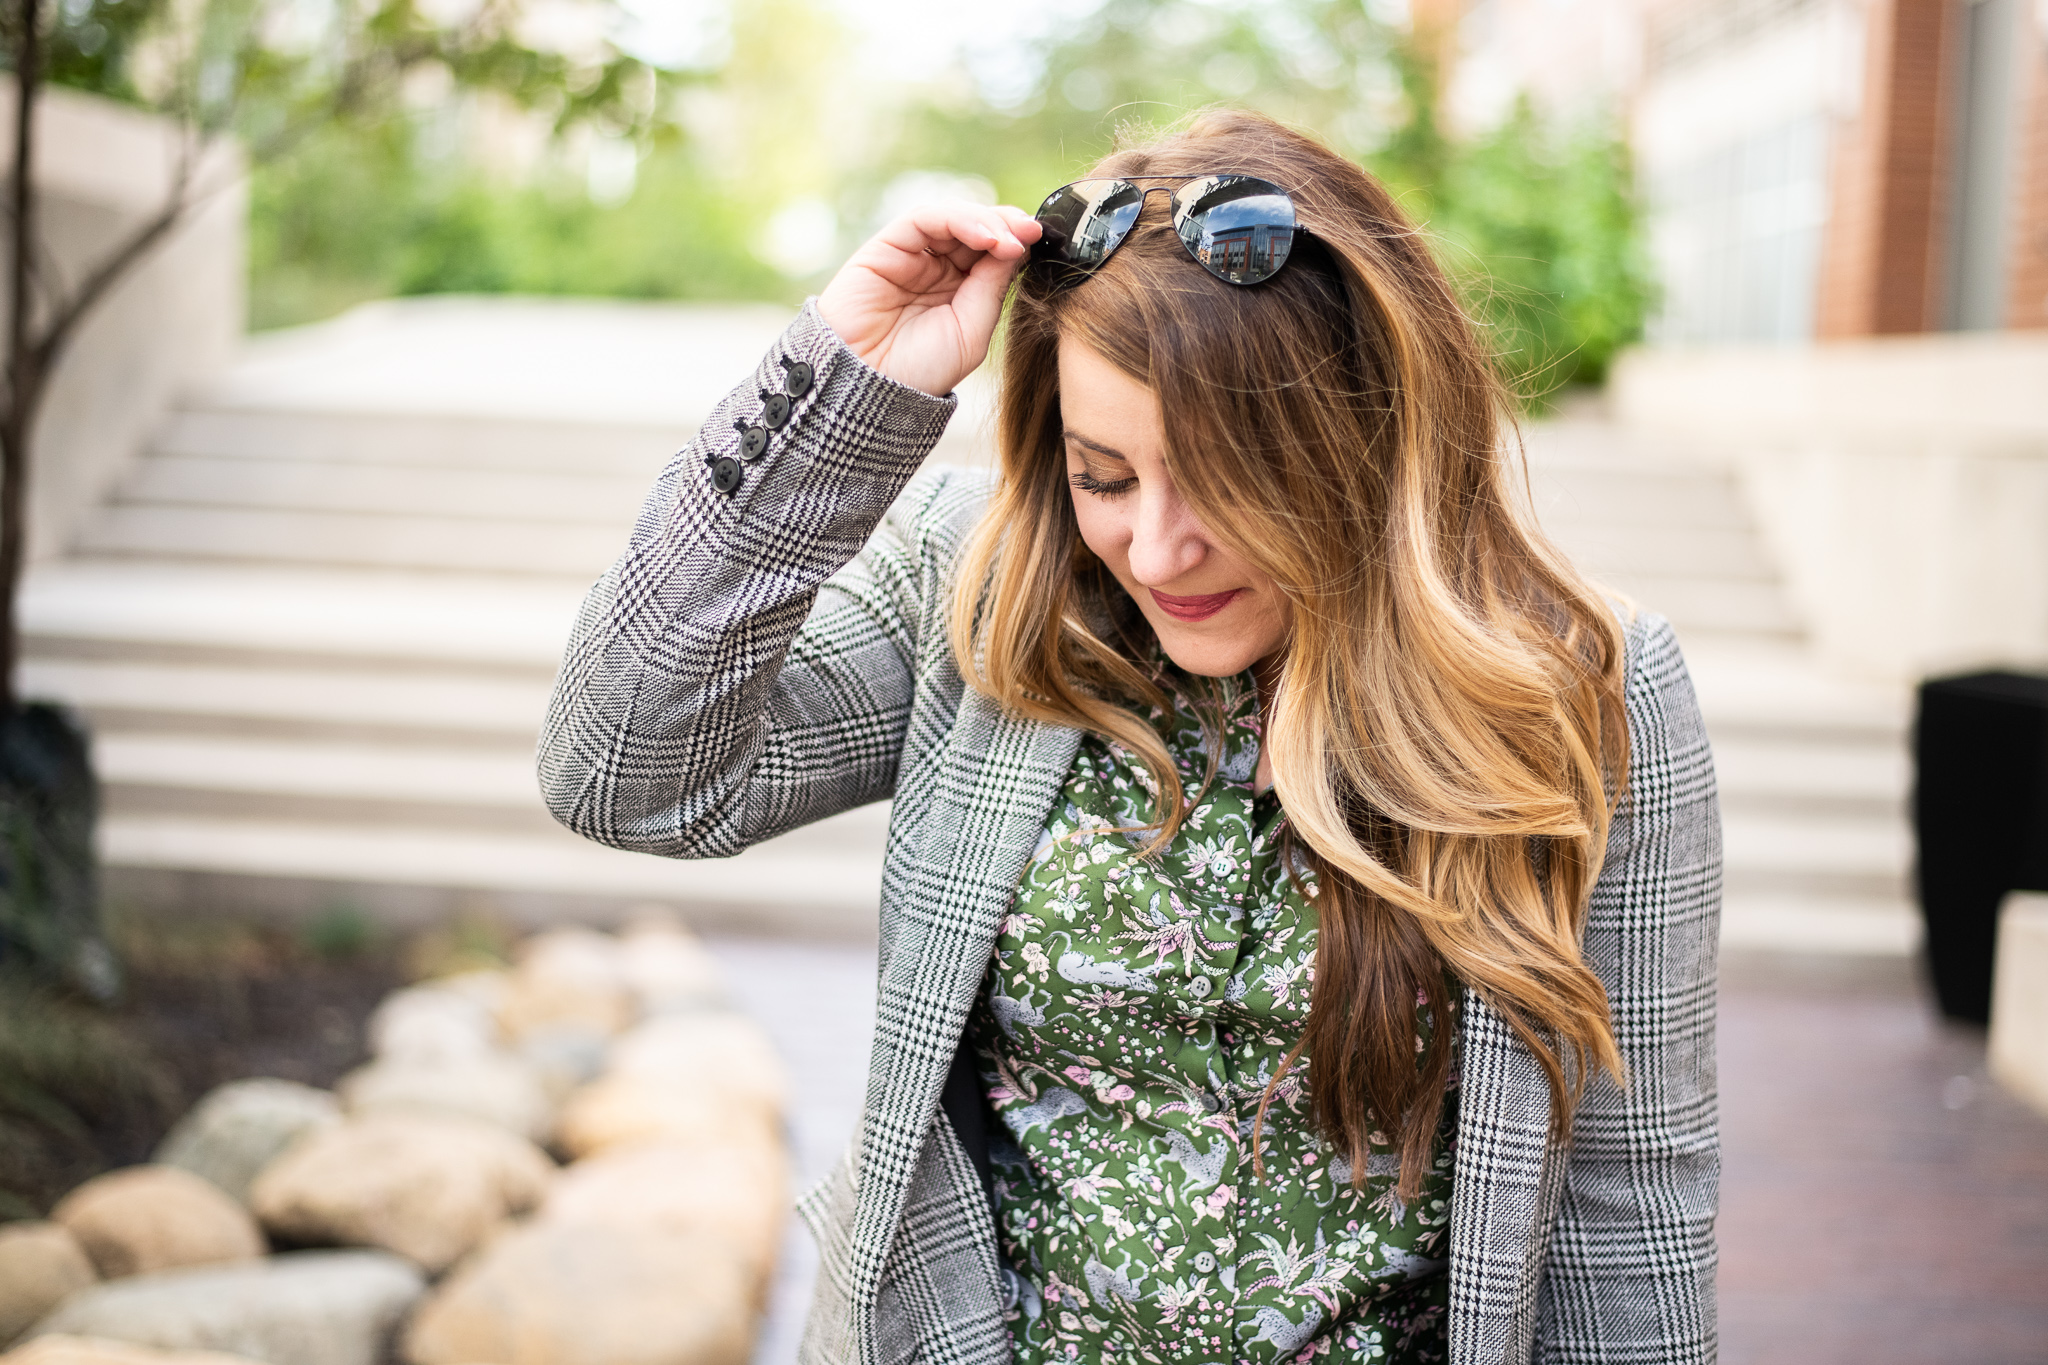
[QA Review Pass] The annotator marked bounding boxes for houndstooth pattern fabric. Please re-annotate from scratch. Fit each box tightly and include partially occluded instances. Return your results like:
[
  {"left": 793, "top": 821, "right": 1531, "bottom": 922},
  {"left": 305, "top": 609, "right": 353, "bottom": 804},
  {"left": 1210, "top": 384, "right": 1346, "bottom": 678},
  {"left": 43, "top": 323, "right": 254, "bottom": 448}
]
[{"left": 539, "top": 303, "right": 1721, "bottom": 1365}]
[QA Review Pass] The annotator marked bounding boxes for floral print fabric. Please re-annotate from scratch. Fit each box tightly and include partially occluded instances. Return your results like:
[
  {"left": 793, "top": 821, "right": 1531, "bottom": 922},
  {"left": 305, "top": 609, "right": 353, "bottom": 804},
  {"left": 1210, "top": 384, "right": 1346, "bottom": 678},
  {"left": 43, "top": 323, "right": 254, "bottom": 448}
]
[{"left": 968, "top": 666, "right": 1458, "bottom": 1365}]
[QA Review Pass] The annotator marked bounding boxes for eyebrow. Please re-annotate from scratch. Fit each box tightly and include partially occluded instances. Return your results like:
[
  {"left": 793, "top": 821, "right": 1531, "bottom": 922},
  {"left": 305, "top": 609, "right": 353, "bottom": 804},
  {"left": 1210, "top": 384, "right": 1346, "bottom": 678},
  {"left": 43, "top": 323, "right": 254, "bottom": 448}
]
[{"left": 1062, "top": 430, "right": 1133, "bottom": 463}]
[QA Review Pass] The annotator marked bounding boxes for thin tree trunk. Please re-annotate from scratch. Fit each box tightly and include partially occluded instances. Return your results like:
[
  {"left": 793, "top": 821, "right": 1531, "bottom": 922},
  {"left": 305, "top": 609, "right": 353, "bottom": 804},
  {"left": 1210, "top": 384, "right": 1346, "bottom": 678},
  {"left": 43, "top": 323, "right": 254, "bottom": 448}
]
[{"left": 1, "top": 0, "right": 40, "bottom": 715}]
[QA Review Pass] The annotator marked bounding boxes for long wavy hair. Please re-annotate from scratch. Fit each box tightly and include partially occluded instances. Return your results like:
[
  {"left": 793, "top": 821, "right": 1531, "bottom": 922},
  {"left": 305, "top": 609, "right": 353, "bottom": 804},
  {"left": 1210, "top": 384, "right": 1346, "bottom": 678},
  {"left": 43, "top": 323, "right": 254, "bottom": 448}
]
[{"left": 949, "top": 110, "right": 1630, "bottom": 1197}]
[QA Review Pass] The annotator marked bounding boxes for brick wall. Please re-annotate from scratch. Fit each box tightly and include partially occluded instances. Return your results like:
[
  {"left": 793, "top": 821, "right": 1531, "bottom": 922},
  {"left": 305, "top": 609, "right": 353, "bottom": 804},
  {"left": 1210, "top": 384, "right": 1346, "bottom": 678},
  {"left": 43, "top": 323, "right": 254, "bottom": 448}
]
[
  {"left": 1816, "top": 0, "right": 1956, "bottom": 337},
  {"left": 2006, "top": 5, "right": 2048, "bottom": 329}
]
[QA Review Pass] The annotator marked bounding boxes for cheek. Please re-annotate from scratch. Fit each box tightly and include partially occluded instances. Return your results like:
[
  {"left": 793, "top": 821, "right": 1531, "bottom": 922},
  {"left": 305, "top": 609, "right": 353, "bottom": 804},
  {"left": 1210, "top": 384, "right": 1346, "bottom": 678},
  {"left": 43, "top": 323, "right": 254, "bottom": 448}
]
[{"left": 1069, "top": 492, "right": 1130, "bottom": 571}]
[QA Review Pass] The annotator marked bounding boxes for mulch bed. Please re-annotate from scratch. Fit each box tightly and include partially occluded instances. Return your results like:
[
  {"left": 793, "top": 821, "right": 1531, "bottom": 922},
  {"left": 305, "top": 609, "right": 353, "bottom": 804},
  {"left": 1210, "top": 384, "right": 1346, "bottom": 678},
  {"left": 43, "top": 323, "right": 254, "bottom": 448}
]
[{"left": 0, "top": 914, "right": 423, "bottom": 1218}]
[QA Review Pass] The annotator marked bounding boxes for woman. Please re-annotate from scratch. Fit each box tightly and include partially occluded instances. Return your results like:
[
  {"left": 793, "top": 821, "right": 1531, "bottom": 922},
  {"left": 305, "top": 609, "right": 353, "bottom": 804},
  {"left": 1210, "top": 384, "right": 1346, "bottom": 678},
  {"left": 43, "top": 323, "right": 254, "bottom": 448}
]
[{"left": 540, "top": 110, "right": 1719, "bottom": 1365}]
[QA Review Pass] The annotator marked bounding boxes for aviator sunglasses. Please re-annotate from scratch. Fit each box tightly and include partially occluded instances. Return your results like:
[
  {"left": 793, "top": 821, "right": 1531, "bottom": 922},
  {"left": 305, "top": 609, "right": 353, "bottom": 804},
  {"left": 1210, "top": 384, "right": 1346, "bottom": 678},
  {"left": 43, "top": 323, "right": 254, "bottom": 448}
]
[{"left": 1029, "top": 174, "right": 1305, "bottom": 288}]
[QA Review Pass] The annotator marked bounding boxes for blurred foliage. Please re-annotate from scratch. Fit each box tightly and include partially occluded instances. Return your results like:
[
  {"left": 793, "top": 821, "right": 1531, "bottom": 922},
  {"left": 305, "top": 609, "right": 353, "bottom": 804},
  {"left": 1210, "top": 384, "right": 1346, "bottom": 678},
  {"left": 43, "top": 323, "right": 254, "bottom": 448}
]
[
  {"left": 44, "top": 0, "right": 1651, "bottom": 392},
  {"left": 0, "top": 971, "right": 176, "bottom": 1218},
  {"left": 891, "top": 0, "right": 1654, "bottom": 399},
  {"left": 248, "top": 126, "right": 795, "bottom": 330}
]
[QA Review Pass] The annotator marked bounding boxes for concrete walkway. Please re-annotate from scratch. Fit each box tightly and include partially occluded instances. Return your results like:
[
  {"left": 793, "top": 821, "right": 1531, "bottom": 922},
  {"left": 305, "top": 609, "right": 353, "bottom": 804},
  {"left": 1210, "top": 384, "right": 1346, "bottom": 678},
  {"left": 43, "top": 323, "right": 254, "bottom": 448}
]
[{"left": 706, "top": 934, "right": 2048, "bottom": 1365}]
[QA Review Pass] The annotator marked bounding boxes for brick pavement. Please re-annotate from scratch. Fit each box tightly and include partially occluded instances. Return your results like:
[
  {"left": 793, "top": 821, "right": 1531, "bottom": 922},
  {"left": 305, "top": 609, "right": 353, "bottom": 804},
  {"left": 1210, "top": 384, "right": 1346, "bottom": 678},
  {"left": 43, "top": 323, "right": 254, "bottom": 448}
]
[{"left": 707, "top": 935, "right": 2048, "bottom": 1364}]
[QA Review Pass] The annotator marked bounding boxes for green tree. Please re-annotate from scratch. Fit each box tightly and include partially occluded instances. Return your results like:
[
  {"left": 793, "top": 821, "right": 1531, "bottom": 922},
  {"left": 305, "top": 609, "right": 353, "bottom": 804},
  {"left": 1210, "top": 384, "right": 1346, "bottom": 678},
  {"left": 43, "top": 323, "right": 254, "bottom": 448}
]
[
  {"left": 887, "top": 0, "right": 1653, "bottom": 403},
  {"left": 1, "top": 0, "right": 680, "bottom": 990}
]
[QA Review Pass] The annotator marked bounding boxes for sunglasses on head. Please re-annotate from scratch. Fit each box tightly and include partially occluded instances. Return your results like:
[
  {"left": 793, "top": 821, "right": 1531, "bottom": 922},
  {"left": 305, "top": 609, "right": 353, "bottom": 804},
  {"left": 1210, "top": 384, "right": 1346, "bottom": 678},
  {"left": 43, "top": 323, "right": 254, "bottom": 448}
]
[{"left": 1028, "top": 174, "right": 1306, "bottom": 288}]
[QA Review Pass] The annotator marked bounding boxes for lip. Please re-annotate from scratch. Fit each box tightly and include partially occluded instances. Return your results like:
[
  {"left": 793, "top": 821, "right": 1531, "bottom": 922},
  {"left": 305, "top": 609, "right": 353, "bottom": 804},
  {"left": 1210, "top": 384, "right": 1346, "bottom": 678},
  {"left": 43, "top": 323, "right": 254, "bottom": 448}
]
[{"left": 1149, "top": 587, "right": 1243, "bottom": 623}]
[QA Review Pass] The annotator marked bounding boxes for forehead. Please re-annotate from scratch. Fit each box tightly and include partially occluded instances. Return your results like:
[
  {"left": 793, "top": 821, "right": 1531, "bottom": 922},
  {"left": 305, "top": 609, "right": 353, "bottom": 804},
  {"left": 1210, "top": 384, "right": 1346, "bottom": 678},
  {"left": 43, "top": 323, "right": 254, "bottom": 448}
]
[{"left": 1055, "top": 337, "right": 1164, "bottom": 459}]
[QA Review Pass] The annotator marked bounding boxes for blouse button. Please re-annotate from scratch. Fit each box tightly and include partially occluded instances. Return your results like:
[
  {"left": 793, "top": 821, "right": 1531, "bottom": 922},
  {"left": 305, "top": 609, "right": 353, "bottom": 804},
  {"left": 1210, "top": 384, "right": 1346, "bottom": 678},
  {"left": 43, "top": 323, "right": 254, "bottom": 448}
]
[
  {"left": 1200, "top": 1090, "right": 1224, "bottom": 1114},
  {"left": 1192, "top": 1252, "right": 1217, "bottom": 1273},
  {"left": 1186, "top": 975, "right": 1213, "bottom": 999}
]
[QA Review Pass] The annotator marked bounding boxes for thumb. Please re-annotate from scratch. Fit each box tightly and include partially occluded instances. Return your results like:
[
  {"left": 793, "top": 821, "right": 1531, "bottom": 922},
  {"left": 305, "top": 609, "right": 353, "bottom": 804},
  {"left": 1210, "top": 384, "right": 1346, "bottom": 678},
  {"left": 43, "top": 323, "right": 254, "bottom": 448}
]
[{"left": 948, "top": 247, "right": 1028, "bottom": 368}]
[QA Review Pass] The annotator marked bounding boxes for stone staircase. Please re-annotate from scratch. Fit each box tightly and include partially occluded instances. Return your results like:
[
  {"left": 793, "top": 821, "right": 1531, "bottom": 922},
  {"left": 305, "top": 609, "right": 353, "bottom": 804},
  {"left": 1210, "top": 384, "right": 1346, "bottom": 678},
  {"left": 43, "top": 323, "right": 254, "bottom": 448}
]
[
  {"left": 1523, "top": 421, "right": 1914, "bottom": 954},
  {"left": 20, "top": 298, "right": 1913, "bottom": 951}
]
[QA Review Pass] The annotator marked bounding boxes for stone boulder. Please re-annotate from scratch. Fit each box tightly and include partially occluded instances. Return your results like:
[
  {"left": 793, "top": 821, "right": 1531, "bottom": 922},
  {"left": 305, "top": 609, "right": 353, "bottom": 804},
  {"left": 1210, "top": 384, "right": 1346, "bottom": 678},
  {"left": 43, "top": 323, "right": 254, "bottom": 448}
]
[
  {"left": 516, "top": 1026, "right": 611, "bottom": 1102},
  {"left": 51, "top": 1167, "right": 264, "bottom": 1281},
  {"left": 540, "top": 1140, "right": 787, "bottom": 1292},
  {"left": 338, "top": 1051, "right": 553, "bottom": 1143},
  {"left": 0, "top": 1223, "right": 96, "bottom": 1343},
  {"left": 249, "top": 1114, "right": 552, "bottom": 1274},
  {"left": 552, "top": 1075, "right": 779, "bottom": 1161},
  {"left": 365, "top": 988, "right": 496, "bottom": 1065},
  {"left": 3, "top": 1336, "right": 263, "bottom": 1365},
  {"left": 606, "top": 1015, "right": 788, "bottom": 1113},
  {"left": 153, "top": 1080, "right": 341, "bottom": 1206},
  {"left": 617, "top": 922, "right": 723, "bottom": 1016},
  {"left": 28, "top": 1251, "right": 423, "bottom": 1365},
  {"left": 496, "top": 929, "right": 634, "bottom": 1042},
  {"left": 403, "top": 1223, "right": 752, "bottom": 1365}
]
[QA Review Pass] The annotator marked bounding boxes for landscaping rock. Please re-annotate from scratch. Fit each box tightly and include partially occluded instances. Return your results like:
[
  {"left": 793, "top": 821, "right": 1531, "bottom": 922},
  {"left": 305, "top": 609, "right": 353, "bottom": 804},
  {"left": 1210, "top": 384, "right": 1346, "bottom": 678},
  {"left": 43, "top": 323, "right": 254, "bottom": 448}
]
[
  {"left": 28, "top": 1251, "right": 423, "bottom": 1365},
  {"left": 3, "top": 1335, "right": 264, "bottom": 1365},
  {"left": 553, "top": 1075, "right": 778, "bottom": 1161},
  {"left": 51, "top": 1167, "right": 264, "bottom": 1281},
  {"left": 496, "top": 930, "right": 633, "bottom": 1041},
  {"left": 607, "top": 1014, "right": 788, "bottom": 1112},
  {"left": 403, "top": 1223, "right": 752, "bottom": 1365},
  {"left": 517, "top": 1025, "right": 611, "bottom": 1101},
  {"left": 0, "top": 1223, "right": 96, "bottom": 1343},
  {"left": 248, "top": 1114, "right": 552, "bottom": 1274},
  {"left": 419, "top": 968, "right": 509, "bottom": 1014},
  {"left": 365, "top": 988, "right": 496, "bottom": 1065},
  {"left": 540, "top": 1140, "right": 787, "bottom": 1289},
  {"left": 338, "top": 1052, "right": 553, "bottom": 1142},
  {"left": 153, "top": 1080, "right": 342, "bottom": 1206},
  {"left": 617, "top": 922, "right": 723, "bottom": 1015}
]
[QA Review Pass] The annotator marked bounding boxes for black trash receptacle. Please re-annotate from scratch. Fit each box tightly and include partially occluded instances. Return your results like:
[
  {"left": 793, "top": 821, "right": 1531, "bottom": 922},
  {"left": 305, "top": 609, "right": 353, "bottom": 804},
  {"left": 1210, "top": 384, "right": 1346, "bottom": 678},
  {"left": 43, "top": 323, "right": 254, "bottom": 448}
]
[{"left": 1913, "top": 670, "right": 2048, "bottom": 1024}]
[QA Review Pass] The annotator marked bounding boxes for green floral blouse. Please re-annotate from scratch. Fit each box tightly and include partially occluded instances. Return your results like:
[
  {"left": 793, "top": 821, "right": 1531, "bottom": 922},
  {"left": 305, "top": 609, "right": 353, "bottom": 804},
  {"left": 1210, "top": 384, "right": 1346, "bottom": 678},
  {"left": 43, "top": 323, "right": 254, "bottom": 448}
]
[{"left": 968, "top": 665, "right": 1458, "bottom": 1365}]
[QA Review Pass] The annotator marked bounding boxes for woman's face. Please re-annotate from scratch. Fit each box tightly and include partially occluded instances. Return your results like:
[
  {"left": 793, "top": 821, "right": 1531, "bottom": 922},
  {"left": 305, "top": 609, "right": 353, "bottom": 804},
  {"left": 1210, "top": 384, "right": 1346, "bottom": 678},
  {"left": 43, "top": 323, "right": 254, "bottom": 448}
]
[{"left": 1058, "top": 337, "right": 1291, "bottom": 679}]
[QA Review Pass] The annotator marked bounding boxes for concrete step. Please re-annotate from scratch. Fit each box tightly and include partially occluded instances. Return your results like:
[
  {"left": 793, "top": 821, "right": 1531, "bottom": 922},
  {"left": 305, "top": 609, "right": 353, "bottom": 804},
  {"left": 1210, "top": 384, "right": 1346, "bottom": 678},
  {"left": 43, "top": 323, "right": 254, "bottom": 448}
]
[
  {"left": 75, "top": 506, "right": 623, "bottom": 578},
  {"left": 1711, "top": 734, "right": 1909, "bottom": 817},
  {"left": 1541, "top": 522, "right": 1779, "bottom": 580},
  {"left": 1721, "top": 810, "right": 1911, "bottom": 900},
  {"left": 1591, "top": 574, "right": 1805, "bottom": 640},
  {"left": 1524, "top": 460, "right": 1757, "bottom": 531},
  {"left": 20, "top": 657, "right": 551, "bottom": 744},
  {"left": 119, "top": 455, "right": 652, "bottom": 524},
  {"left": 157, "top": 408, "right": 692, "bottom": 476},
  {"left": 21, "top": 559, "right": 583, "bottom": 669}
]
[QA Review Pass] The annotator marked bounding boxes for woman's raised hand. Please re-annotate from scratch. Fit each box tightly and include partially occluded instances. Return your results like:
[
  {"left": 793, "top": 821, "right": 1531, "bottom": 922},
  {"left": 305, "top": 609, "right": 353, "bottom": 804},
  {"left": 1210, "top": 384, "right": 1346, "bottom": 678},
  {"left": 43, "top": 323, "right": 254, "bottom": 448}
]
[{"left": 817, "top": 202, "right": 1042, "bottom": 399}]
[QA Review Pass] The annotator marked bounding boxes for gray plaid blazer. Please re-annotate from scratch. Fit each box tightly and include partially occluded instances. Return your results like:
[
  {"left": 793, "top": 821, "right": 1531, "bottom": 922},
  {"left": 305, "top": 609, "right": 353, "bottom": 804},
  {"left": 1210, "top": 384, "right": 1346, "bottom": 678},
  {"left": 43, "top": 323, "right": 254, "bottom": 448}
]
[{"left": 539, "top": 303, "right": 1721, "bottom": 1365}]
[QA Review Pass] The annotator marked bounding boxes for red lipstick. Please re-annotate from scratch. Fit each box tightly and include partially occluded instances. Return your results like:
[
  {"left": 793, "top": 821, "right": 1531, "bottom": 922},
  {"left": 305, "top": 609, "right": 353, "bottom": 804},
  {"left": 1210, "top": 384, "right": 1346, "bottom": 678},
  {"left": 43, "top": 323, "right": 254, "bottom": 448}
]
[{"left": 1150, "top": 588, "right": 1242, "bottom": 623}]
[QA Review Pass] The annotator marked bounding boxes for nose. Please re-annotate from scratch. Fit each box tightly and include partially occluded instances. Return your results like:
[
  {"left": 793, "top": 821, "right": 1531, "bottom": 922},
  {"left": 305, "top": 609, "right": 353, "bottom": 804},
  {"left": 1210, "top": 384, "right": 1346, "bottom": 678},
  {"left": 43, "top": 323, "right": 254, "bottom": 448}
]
[{"left": 1125, "top": 479, "right": 1209, "bottom": 587}]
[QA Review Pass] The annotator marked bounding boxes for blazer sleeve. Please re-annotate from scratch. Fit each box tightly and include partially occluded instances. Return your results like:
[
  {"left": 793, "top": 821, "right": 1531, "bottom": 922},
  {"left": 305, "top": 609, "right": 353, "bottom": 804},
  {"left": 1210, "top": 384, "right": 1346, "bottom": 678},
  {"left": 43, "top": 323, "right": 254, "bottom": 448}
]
[
  {"left": 536, "top": 300, "right": 969, "bottom": 858},
  {"left": 1535, "top": 613, "right": 1722, "bottom": 1364}
]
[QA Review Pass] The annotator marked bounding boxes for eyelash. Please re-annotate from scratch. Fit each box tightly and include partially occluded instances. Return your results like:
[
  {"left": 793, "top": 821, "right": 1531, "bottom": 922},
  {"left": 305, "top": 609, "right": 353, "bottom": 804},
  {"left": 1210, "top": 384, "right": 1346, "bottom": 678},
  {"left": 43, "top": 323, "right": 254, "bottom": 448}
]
[{"left": 1070, "top": 470, "right": 1137, "bottom": 498}]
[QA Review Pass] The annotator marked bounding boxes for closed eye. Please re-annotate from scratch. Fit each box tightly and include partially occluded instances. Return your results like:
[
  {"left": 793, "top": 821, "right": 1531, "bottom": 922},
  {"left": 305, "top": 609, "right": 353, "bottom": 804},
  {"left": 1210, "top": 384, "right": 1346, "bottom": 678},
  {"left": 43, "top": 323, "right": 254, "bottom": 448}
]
[{"left": 1070, "top": 469, "right": 1138, "bottom": 498}]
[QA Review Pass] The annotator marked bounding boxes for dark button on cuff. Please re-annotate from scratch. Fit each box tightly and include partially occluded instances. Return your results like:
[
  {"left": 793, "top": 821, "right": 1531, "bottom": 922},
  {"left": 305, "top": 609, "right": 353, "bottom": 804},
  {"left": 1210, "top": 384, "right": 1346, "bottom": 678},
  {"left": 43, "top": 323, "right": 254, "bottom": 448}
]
[
  {"left": 710, "top": 456, "right": 743, "bottom": 494},
  {"left": 739, "top": 425, "right": 769, "bottom": 461},
  {"left": 760, "top": 392, "right": 792, "bottom": 429},
  {"left": 781, "top": 357, "right": 814, "bottom": 397}
]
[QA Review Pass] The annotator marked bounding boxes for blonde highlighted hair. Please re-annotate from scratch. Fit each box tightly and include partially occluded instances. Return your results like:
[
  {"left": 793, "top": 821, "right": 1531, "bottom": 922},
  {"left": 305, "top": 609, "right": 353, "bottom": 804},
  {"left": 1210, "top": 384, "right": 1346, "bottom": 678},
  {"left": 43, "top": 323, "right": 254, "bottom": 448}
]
[{"left": 950, "top": 110, "right": 1629, "bottom": 1197}]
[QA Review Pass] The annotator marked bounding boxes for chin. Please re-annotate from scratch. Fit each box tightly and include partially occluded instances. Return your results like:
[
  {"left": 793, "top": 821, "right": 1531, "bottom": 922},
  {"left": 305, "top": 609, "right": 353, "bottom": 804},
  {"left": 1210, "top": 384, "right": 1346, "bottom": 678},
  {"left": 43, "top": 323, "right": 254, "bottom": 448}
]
[{"left": 1150, "top": 622, "right": 1268, "bottom": 679}]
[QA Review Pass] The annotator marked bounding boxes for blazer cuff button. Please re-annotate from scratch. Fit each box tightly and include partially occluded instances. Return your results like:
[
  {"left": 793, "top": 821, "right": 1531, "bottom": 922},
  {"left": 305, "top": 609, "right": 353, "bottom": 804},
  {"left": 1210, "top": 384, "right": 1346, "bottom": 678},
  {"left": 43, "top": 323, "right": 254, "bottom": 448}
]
[
  {"left": 739, "top": 425, "right": 769, "bottom": 461},
  {"left": 780, "top": 357, "right": 814, "bottom": 397},
  {"left": 711, "top": 456, "right": 743, "bottom": 494}
]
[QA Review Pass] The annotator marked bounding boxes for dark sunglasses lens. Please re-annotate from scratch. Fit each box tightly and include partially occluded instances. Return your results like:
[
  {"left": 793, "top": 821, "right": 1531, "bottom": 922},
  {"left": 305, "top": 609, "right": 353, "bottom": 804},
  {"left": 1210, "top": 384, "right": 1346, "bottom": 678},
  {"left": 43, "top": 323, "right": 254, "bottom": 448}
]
[
  {"left": 1173, "top": 175, "right": 1297, "bottom": 285},
  {"left": 1031, "top": 180, "right": 1145, "bottom": 278}
]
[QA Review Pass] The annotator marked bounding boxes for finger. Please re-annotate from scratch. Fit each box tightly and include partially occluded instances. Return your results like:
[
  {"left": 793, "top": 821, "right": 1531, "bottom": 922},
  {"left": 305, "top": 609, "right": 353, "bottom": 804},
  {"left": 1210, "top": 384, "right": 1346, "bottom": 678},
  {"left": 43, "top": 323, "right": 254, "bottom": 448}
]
[
  {"left": 993, "top": 205, "right": 1044, "bottom": 245},
  {"left": 897, "top": 201, "right": 1027, "bottom": 261},
  {"left": 948, "top": 236, "right": 1032, "bottom": 349}
]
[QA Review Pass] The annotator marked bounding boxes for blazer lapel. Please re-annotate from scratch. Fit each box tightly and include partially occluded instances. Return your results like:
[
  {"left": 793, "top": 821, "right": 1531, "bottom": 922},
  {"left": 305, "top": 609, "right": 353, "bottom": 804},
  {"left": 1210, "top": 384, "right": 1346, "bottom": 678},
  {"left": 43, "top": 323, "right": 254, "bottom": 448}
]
[
  {"left": 846, "top": 688, "right": 1081, "bottom": 1325},
  {"left": 1447, "top": 989, "right": 1568, "bottom": 1365}
]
